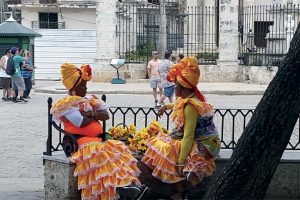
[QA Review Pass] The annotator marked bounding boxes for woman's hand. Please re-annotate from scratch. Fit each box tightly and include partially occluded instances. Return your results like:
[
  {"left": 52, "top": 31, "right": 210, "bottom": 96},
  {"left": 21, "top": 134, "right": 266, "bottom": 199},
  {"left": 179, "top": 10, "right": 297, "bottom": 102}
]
[
  {"left": 176, "top": 164, "right": 185, "bottom": 176},
  {"left": 80, "top": 111, "right": 95, "bottom": 127},
  {"left": 81, "top": 111, "right": 93, "bottom": 118},
  {"left": 157, "top": 105, "right": 167, "bottom": 117},
  {"left": 95, "top": 110, "right": 109, "bottom": 121},
  {"left": 81, "top": 110, "right": 109, "bottom": 121}
]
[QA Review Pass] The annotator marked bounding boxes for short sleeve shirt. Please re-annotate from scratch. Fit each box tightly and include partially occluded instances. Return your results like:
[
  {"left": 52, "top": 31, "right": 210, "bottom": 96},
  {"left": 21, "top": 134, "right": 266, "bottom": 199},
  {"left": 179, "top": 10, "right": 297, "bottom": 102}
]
[
  {"left": 21, "top": 60, "right": 33, "bottom": 78},
  {"left": 147, "top": 59, "right": 161, "bottom": 78},
  {"left": 13, "top": 55, "right": 25, "bottom": 77},
  {"left": 158, "top": 59, "right": 174, "bottom": 88}
]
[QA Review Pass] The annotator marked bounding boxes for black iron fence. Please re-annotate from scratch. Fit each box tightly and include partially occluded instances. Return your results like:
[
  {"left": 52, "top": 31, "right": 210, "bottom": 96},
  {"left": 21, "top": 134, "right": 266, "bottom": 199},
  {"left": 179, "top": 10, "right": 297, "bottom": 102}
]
[
  {"left": 239, "top": 4, "right": 299, "bottom": 66},
  {"left": 44, "top": 97, "right": 300, "bottom": 156},
  {"left": 116, "top": 4, "right": 218, "bottom": 64}
]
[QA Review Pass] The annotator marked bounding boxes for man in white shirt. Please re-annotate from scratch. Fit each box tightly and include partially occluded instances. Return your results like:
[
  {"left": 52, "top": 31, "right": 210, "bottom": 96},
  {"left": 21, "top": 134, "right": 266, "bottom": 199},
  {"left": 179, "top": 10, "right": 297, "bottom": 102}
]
[
  {"left": 147, "top": 51, "right": 163, "bottom": 107},
  {"left": 0, "top": 49, "right": 12, "bottom": 101}
]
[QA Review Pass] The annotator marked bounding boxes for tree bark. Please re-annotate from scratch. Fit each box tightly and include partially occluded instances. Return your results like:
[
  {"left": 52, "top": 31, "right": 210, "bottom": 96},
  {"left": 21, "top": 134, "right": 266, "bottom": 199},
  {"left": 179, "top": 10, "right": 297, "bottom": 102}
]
[{"left": 206, "top": 23, "right": 300, "bottom": 199}]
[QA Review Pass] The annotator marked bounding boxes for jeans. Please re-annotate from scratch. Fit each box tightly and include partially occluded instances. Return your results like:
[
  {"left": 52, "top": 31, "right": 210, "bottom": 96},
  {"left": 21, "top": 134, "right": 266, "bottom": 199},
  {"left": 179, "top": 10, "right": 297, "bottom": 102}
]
[{"left": 23, "top": 77, "right": 32, "bottom": 97}]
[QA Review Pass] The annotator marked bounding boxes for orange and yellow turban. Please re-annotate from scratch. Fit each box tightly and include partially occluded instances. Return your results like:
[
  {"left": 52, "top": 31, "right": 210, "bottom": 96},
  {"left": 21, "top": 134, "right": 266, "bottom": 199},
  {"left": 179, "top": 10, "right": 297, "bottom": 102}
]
[
  {"left": 167, "top": 57, "right": 206, "bottom": 102},
  {"left": 61, "top": 63, "right": 92, "bottom": 91}
]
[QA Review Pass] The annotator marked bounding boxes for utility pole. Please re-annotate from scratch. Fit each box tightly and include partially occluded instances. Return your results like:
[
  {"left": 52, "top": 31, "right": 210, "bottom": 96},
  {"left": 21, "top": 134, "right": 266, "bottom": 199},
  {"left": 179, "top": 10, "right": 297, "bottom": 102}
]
[
  {"left": 198, "top": 0, "right": 205, "bottom": 48},
  {"left": 158, "top": 0, "right": 166, "bottom": 59}
]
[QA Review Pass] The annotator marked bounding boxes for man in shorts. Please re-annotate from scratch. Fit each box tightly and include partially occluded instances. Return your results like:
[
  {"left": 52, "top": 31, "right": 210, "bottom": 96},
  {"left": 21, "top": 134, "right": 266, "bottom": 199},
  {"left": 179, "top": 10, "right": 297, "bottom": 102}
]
[
  {"left": 147, "top": 51, "right": 163, "bottom": 107},
  {"left": 10, "top": 47, "right": 28, "bottom": 103},
  {"left": 0, "top": 49, "right": 12, "bottom": 101}
]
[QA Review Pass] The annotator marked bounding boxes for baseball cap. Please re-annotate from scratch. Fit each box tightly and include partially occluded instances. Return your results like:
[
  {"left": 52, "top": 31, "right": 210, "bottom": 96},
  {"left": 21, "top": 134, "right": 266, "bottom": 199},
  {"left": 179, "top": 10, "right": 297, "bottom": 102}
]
[
  {"left": 152, "top": 51, "right": 158, "bottom": 56},
  {"left": 10, "top": 47, "right": 18, "bottom": 54}
]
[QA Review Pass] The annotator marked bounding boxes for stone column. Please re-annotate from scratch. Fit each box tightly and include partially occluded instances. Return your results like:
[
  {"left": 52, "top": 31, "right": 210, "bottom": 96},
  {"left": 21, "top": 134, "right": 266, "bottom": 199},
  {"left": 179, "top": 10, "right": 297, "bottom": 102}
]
[
  {"left": 216, "top": 0, "right": 242, "bottom": 82},
  {"left": 218, "top": 0, "right": 239, "bottom": 65},
  {"left": 93, "top": 0, "right": 119, "bottom": 82}
]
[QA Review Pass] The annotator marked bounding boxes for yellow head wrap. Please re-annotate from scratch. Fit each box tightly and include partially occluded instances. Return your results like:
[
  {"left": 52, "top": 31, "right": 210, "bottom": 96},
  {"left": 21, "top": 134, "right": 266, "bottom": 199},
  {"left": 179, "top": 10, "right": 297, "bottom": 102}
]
[
  {"left": 167, "top": 57, "right": 206, "bottom": 102},
  {"left": 61, "top": 63, "right": 92, "bottom": 91},
  {"left": 167, "top": 57, "right": 200, "bottom": 88}
]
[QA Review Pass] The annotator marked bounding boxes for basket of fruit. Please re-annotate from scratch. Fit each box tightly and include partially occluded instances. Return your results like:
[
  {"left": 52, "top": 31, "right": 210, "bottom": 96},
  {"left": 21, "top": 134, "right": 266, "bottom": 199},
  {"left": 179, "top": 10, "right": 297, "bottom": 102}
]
[{"left": 107, "top": 123, "right": 137, "bottom": 142}]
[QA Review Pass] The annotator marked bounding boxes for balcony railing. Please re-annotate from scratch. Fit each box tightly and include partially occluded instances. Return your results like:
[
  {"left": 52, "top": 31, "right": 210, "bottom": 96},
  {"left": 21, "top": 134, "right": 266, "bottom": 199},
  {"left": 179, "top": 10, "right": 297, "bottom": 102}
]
[
  {"left": 22, "top": 0, "right": 177, "bottom": 6},
  {"left": 32, "top": 21, "right": 65, "bottom": 29},
  {"left": 121, "top": 0, "right": 179, "bottom": 5},
  {"left": 22, "top": 0, "right": 55, "bottom": 4},
  {"left": 57, "top": 0, "right": 96, "bottom": 5},
  {"left": 22, "top": 0, "right": 96, "bottom": 6}
]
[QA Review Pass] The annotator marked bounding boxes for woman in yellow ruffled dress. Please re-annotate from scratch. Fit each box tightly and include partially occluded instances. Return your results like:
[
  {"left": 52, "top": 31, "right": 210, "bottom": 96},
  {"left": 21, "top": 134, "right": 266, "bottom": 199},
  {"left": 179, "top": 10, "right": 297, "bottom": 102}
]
[
  {"left": 141, "top": 57, "right": 221, "bottom": 198},
  {"left": 51, "top": 63, "right": 147, "bottom": 200}
]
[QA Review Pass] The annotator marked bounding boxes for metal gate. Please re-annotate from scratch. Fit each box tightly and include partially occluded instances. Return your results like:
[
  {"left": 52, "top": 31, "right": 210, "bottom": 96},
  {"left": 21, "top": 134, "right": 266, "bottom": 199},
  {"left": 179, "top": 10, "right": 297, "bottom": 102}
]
[{"left": 116, "top": 2, "right": 218, "bottom": 64}]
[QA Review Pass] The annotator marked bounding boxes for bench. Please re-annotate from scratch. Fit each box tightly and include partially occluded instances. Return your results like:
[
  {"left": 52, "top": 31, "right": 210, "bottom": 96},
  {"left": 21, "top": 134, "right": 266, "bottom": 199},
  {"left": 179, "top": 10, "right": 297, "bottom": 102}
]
[{"left": 43, "top": 96, "right": 300, "bottom": 199}]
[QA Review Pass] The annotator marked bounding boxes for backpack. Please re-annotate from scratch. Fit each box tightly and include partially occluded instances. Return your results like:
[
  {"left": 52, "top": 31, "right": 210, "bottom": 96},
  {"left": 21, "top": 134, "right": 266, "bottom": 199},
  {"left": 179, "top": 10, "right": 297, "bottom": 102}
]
[{"left": 6, "top": 56, "right": 15, "bottom": 76}]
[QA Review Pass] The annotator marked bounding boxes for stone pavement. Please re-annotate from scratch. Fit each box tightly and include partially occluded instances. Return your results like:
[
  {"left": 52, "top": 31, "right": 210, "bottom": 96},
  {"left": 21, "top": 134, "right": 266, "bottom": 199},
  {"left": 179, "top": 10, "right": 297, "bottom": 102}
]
[
  {"left": 0, "top": 178, "right": 44, "bottom": 200},
  {"left": 34, "top": 80, "right": 269, "bottom": 95}
]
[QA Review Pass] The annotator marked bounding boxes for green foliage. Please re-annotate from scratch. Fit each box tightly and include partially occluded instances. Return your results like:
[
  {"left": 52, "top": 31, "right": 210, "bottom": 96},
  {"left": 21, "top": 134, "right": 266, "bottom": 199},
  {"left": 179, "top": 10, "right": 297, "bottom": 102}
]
[
  {"left": 125, "top": 51, "right": 149, "bottom": 62},
  {"left": 196, "top": 52, "right": 219, "bottom": 61},
  {"left": 124, "top": 38, "right": 155, "bottom": 62},
  {"left": 137, "top": 37, "right": 155, "bottom": 56}
]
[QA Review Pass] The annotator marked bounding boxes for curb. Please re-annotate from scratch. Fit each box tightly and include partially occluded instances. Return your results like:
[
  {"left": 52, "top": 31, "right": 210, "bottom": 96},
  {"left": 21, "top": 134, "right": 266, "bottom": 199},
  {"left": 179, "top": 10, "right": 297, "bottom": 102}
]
[{"left": 34, "top": 88, "right": 265, "bottom": 95}]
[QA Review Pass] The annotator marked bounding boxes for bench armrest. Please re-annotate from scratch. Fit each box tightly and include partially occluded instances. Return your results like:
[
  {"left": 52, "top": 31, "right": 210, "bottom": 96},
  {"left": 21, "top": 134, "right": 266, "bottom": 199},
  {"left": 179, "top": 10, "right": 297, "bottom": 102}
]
[{"left": 52, "top": 121, "right": 79, "bottom": 157}]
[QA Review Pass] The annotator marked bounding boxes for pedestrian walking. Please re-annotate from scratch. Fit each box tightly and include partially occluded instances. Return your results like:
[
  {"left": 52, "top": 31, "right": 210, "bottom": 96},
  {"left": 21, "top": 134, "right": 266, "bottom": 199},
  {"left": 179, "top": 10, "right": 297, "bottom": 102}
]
[
  {"left": 0, "top": 49, "right": 12, "bottom": 101},
  {"left": 147, "top": 50, "right": 163, "bottom": 107},
  {"left": 10, "top": 47, "right": 28, "bottom": 103},
  {"left": 20, "top": 50, "right": 34, "bottom": 99},
  {"left": 158, "top": 50, "right": 175, "bottom": 106}
]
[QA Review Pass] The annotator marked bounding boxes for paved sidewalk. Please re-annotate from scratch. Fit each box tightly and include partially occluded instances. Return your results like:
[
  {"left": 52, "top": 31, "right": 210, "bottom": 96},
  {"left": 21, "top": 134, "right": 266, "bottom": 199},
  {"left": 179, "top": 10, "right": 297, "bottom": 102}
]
[
  {"left": 34, "top": 80, "right": 269, "bottom": 95},
  {"left": 0, "top": 178, "right": 44, "bottom": 200}
]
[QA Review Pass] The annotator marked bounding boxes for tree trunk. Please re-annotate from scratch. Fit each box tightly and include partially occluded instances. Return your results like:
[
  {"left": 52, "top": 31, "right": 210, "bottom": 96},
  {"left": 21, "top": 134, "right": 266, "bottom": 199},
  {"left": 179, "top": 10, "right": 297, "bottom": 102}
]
[
  {"left": 158, "top": 0, "right": 167, "bottom": 59},
  {"left": 206, "top": 23, "right": 300, "bottom": 199}
]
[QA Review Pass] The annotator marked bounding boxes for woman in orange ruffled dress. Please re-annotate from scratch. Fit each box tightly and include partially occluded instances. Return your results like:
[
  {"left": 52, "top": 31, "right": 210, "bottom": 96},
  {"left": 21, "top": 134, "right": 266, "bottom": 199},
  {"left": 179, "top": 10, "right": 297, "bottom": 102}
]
[
  {"left": 51, "top": 63, "right": 147, "bottom": 200},
  {"left": 141, "top": 57, "right": 221, "bottom": 199}
]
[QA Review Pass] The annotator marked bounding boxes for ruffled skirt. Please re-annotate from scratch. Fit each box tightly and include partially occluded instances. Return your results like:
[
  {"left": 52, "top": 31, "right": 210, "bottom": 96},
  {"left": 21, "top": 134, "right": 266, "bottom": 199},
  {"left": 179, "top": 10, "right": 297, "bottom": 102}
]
[
  {"left": 141, "top": 133, "right": 217, "bottom": 184},
  {"left": 70, "top": 139, "right": 141, "bottom": 200}
]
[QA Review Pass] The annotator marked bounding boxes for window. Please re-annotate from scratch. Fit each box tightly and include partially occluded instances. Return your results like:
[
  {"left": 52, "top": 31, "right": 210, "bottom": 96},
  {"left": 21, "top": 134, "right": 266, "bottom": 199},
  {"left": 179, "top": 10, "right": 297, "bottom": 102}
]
[
  {"left": 148, "top": 0, "right": 160, "bottom": 4},
  {"left": 39, "top": 0, "right": 57, "bottom": 3},
  {"left": 39, "top": 13, "right": 58, "bottom": 29},
  {"left": 254, "top": 21, "right": 274, "bottom": 48}
]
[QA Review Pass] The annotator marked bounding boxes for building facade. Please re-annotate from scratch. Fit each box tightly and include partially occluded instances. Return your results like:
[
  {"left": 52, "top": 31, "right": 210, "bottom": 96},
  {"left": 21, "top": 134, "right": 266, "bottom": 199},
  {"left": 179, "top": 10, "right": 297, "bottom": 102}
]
[{"left": 5, "top": 0, "right": 300, "bottom": 82}]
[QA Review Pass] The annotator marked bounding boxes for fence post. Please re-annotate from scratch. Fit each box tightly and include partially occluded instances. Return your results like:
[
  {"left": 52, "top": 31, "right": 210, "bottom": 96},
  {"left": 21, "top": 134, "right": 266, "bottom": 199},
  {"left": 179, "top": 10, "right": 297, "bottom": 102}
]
[
  {"left": 101, "top": 94, "right": 107, "bottom": 132},
  {"left": 44, "top": 97, "right": 53, "bottom": 156}
]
